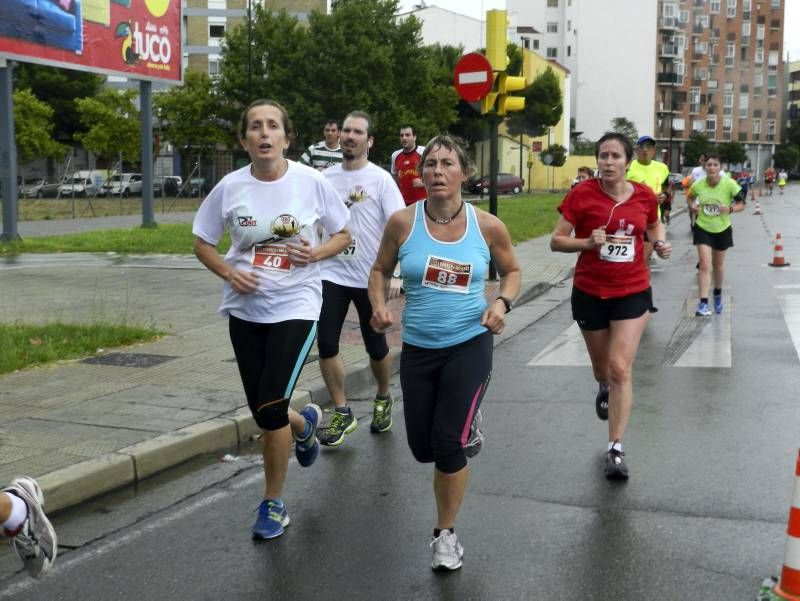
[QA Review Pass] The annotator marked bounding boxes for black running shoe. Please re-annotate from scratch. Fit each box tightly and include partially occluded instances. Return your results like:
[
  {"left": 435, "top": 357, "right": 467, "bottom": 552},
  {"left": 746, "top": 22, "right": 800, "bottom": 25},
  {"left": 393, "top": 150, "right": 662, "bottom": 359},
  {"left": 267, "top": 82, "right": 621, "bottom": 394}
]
[
  {"left": 605, "top": 447, "right": 629, "bottom": 480},
  {"left": 595, "top": 387, "right": 609, "bottom": 421}
]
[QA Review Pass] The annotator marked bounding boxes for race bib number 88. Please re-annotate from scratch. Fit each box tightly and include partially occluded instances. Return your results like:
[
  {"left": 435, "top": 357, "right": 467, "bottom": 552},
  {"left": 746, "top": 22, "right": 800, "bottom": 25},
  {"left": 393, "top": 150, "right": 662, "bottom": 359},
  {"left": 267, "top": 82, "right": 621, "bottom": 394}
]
[{"left": 421, "top": 255, "right": 473, "bottom": 294}]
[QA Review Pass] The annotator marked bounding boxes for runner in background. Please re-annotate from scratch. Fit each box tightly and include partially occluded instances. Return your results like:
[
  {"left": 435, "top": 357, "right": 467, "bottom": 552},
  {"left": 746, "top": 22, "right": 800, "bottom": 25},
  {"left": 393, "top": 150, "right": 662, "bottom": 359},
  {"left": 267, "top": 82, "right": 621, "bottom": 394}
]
[{"left": 391, "top": 125, "right": 426, "bottom": 206}]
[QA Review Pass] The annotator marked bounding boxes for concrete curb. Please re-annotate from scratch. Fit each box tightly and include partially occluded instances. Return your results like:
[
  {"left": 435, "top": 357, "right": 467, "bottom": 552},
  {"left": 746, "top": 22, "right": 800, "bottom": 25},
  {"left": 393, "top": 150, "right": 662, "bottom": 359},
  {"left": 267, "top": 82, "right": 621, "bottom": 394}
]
[{"left": 35, "top": 280, "right": 555, "bottom": 514}]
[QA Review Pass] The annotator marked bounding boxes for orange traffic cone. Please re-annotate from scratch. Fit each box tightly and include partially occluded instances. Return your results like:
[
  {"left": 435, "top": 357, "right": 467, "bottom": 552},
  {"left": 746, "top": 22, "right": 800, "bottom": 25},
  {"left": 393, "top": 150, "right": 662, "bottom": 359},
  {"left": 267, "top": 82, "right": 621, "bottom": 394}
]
[
  {"left": 751, "top": 187, "right": 757, "bottom": 201},
  {"left": 770, "top": 232, "right": 791, "bottom": 267},
  {"left": 774, "top": 450, "right": 800, "bottom": 600},
  {"left": 754, "top": 200, "right": 763, "bottom": 215}
]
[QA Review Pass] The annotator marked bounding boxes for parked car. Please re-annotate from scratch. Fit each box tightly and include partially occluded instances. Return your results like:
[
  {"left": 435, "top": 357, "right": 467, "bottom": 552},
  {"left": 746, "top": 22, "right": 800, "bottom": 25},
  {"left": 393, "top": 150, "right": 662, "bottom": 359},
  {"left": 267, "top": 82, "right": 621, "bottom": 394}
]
[
  {"left": 189, "top": 177, "right": 207, "bottom": 197},
  {"left": 467, "top": 173, "right": 524, "bottom": 195},
  {"left": 58, "top": 171, "right": 103, "bottom": 197},
  {"left": 99, "top": 173, "right": 143, "bottom": 197},
  {"left": 153, "top": 175, "right": 182, "bottom": 196},
  {"left": 22, "top": 177, "right": 62, "bottom": 198}
]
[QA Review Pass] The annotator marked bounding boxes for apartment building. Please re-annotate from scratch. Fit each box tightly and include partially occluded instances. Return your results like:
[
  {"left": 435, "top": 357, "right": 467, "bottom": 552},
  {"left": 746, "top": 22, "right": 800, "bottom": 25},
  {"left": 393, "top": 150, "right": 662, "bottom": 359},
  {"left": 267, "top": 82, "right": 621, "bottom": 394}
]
[
  {"left": 788, "top": 59, "right": 800, "bottom": 131},
  {"left": 183, "top": 0, "right": 324, "bottom": 77},
  {"left": 657, "top": 0, "right": 784, "bottom": 173}
]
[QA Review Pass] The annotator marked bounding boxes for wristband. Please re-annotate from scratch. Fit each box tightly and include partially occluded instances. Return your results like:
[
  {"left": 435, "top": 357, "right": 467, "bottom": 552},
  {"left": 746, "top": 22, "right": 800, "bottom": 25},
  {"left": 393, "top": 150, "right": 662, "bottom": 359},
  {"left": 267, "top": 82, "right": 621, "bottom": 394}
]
[
  {"left": 496, "top": 296, "right": 512, "bottom": 313},
  {"left": 653, "top": 240, "right": 665, "bottom": 249}
]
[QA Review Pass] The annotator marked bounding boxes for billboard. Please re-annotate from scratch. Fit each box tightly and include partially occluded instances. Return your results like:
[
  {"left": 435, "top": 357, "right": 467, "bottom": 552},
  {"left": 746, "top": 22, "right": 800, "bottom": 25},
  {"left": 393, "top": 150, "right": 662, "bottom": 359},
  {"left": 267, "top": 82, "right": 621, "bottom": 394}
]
[{"left": 0, "top": 0, "right": 181, "bottom": 83}]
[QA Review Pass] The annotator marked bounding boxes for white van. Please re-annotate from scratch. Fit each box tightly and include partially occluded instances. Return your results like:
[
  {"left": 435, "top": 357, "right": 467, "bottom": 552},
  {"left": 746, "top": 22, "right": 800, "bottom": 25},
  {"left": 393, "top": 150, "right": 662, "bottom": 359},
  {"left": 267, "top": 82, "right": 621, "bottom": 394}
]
[{"left": 58, "top": 170, "right": 107, "bottom": 197}]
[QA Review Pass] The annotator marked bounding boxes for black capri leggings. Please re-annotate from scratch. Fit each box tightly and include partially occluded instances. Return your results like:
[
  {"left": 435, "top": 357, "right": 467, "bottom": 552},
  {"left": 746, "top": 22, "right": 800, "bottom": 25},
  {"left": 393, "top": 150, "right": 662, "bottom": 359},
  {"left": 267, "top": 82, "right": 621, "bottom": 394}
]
[
  {"left": 400, "top": 330, "right": 493, "bottom": 474},
  {"left": 229, "top": 315, "right": 316, "bottom": 431},
  {"left": 317, "top": 280, "right": 389, "bottom": 361}
]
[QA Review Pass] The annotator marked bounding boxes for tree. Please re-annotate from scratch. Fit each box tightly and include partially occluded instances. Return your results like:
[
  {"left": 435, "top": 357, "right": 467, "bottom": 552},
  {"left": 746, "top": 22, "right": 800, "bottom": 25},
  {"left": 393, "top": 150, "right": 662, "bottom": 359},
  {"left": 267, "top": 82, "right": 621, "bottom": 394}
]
[
  {"left": 506, "top": 66, "right": 563, "bottom": 138},
  {"left": 572, "top": 137, "right": 596, "bottom": 155},
  {"left": 13, "top": 64, "right": 103, "bottom": 144},
  {"left": 219, "top": 0, "right": 458, "bottom": 161},
  {"left": 773, "top": 144, "right": 800, "bottom": 172},
  {"left": 75, "top": 89, "right": 141, "bottom": 170},
  {"left": 13, "top": 89, "right": 66, "bottom": 172},
  {"left": 682, "top": 131, "right": 713, "bottom": 167},
  {"left": 154, "top": 71, "right": 231, "bottom": 177},
  {"left": 716, "top": 141, "right": 747, "bottom": 166},
  {"left": 541, "top": 144, "right": 567, "bottom": 167},
  {"left": 609, "top": 117, "right": 638, "bottom": 144}
]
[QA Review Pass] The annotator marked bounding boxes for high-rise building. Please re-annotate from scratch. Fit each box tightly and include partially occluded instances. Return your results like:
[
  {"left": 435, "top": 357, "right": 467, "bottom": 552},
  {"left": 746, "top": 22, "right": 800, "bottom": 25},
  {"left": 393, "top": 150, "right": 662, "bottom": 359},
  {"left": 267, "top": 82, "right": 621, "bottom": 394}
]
[
  {"left": 788, "top": 59, "right": 800, "bottom": 133},
  {"left": 507, "top": 0, "right": 785, "bottom": 174}
]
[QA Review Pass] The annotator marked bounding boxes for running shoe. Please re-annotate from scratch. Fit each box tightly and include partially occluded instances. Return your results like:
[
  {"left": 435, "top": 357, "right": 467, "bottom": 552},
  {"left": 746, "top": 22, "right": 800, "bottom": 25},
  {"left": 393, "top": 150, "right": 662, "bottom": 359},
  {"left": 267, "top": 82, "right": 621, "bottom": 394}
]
[
  {"left": 464, "top": 409, "right": 484, "bottom": 458},
  {"left": 714, "top": 294, "right": 724, "bottom": 314},
  {"left": 2, "top": 477, "right": 57, "bottom": 577},
  {"left": 595, "top": 385, "right": 609, "bottom": 421},
  {"left": 293, "top": 403, "right": 321, "bottom": 467},
  {"left": 430, "top": 530, "right": 463, "bottom": 571},
  {"left": 695, "top": 301, "right": 712, "bottom": 317},
  {"left": 370, "top": 395, "right": 394, "bottom": 433},
  {"left": 605, "top": 446, "right": 629, "bottom": 480},
  {"left": 318, "top": 410, "right": 358, "bottom": 447},
  {"left": 251, "top": 499, "right": 290, "bottom": 540}
]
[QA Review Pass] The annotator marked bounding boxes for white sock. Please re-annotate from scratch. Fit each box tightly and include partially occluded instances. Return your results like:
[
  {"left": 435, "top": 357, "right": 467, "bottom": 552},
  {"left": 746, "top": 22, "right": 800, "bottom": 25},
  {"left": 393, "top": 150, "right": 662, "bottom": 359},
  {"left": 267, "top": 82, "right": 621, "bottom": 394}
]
[
  {"left": 607, "top": 441, "right": 623, "bottom": 453},
  {"left": 2, "top": 493, "right": 28, "bottom": 532}
]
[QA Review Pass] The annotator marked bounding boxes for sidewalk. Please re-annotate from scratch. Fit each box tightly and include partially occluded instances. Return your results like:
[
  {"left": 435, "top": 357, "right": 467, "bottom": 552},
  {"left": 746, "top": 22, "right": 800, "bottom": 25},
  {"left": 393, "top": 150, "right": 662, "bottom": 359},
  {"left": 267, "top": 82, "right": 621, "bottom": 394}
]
[{"left": 0, "top": 213, "right": 575, "bottom": 512}]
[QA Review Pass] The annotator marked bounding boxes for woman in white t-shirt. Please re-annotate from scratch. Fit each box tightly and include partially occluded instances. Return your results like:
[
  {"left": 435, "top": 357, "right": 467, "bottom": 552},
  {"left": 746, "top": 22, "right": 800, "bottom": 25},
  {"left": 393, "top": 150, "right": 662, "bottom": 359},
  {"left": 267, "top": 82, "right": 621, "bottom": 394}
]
[{"left": 193, "top": 100, "right": 351, "bottom": 540}]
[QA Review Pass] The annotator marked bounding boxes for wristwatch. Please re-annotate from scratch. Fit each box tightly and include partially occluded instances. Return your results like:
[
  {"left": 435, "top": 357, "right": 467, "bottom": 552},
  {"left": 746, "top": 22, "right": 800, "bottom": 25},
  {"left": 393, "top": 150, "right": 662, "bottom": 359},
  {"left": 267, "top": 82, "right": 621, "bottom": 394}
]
[{"left": 496, "top": 296, "right": 513, "bottom": 313}]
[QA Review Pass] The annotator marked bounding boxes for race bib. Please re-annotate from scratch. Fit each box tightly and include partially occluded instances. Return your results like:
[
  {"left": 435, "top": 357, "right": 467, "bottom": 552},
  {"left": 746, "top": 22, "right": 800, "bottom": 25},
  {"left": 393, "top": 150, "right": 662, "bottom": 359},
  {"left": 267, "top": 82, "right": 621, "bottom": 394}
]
[
  {"left": 421, "top": 255, "right": 472, "bottom": 294},
  {"left": 339, "top": 235, "right": 357, "bottom": 259},
  {"left": 599, "top": 235, "right": 635, "bottom": 263},
  {"left": 252, "top": 243, "right": 291, "bottom": 273},
  {"left": 702, "top": 204, "right": 721, "bottom": 216}
]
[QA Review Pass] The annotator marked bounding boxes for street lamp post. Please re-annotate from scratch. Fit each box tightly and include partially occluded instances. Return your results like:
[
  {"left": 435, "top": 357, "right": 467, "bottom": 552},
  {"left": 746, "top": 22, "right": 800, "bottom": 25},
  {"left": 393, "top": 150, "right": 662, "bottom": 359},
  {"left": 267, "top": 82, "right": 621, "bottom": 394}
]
[{"left": 247, "top": 0, "right": 252, "bottom": 98}]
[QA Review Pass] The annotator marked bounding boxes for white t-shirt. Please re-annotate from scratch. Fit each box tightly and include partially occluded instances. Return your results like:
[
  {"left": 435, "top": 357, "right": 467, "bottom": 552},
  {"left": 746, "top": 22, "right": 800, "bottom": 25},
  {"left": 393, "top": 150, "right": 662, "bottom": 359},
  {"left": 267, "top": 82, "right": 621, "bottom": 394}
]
[
  {"left": 321, "top": 163, "right": 405, "bottom": 287},
  {"left": 192, "top": 162, "right": 350, "bottom": 323},
  {"left": 691, "top": 166, "right": 706, "bottom": 182}
]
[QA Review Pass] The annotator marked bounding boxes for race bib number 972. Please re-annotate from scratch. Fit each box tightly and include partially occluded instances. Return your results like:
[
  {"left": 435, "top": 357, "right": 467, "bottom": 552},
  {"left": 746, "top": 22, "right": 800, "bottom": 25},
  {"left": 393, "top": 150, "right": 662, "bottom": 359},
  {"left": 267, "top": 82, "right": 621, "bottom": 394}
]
[
  {"left": 421, "top": 255, "right": 473, "bottom": 294},
  {"left": 599, "top": 235, "right": 635, "bottom": 263},
  {"left": 252, "top": 244, "right": 291, "bottom": 272}
]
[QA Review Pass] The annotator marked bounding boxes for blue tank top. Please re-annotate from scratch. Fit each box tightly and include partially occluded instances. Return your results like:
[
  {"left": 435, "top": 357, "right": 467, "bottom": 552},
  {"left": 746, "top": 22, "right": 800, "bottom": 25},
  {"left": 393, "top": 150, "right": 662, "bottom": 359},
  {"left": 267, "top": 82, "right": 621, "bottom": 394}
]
[{"left": 399, "top": 201, "right": 490, "bottom": 348}]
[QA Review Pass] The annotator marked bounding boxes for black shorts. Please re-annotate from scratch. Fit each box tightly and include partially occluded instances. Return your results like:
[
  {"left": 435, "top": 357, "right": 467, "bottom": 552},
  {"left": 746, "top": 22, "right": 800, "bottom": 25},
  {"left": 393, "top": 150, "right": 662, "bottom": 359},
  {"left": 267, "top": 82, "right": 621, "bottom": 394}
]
[
  {"left": 660, "top": 199, "right": 672, "bottom": 212},
  {"left": 228, "top": 316, "right": 317, "bottom": 429},
  {"left": 571, "top": 286, "right": 653, "bottom": 331},
  {"left": 693, "top": 225, "right": 733, "bottom": 251},
  {"left": 317, "top": 280, "right": 389, "bottom": 361}
]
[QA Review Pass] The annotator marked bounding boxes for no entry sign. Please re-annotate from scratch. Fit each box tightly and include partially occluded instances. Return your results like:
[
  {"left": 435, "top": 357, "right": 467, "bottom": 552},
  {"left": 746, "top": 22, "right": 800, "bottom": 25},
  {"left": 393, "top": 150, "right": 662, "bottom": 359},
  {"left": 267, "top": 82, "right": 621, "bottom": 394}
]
[{"left": 453, "top": 52, "right": 494, "bottom": 102}]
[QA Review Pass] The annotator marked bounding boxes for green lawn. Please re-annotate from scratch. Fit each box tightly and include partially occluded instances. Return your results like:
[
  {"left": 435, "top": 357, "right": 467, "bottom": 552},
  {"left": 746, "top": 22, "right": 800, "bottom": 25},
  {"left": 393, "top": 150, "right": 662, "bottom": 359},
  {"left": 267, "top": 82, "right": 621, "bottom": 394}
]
[
  {"left": 0, "top": 323, "right": 162, "bottom": 375},
  {"left": 472, "top": 192, "right": 562, "bottom": 244}
]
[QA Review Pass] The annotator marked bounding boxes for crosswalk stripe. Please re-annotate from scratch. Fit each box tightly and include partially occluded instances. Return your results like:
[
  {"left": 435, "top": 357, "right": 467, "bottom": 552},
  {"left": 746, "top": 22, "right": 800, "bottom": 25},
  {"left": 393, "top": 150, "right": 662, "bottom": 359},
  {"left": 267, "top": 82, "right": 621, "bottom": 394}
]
[
  {"left": 778, "top": 295, "right": 800, "bottom": 364},
  {"left": 527, "top": 322, "right": 590, "bottom": 366},
  {"left": 671, "top": 296, "right": 732, "bottom": 367}
]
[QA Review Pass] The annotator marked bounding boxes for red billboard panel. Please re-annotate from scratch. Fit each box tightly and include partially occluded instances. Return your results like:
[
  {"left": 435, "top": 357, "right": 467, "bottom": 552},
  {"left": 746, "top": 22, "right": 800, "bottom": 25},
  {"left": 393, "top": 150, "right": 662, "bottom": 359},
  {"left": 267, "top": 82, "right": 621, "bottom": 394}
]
[{"left": 0, "top": 0, "right": 181, "bottom": 83}]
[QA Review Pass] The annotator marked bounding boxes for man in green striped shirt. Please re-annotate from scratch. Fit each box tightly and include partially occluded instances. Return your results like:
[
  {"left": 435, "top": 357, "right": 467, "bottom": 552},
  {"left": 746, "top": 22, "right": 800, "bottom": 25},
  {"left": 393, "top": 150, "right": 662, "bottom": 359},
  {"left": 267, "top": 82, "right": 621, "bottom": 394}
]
[{"left": 299, "top": 119, "right": 343, "bottom": 171}]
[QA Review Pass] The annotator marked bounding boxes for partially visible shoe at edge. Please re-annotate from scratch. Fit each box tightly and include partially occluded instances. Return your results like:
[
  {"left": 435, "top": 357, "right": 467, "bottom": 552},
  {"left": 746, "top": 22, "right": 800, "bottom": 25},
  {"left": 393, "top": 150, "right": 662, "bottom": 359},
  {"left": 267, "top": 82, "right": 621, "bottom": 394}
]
[
  {"left": 430, "top": 530, "right": 464, "bottom": 571},
  {"left": 714, "top": 295, "right": 724, "bottom": 314},
  {"left": 605, "top": 448, "right": 629, "bottom": 480},
  {"left": 294, "top": 403, "right": 321, "bottom": 467},
  {"left": 464, "top": 409, "right": 484, "bottom": 458},
  {"left": 2, "top": 476, "right": 57, "bottom": 578},
  {"left": 370, "top": 395, "right": 394, "bottom": 433}
]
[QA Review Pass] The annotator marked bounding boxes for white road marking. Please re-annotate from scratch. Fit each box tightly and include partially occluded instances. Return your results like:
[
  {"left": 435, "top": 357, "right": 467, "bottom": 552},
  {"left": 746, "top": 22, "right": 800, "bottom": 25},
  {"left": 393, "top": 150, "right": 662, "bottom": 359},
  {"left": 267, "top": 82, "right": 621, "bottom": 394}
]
[
  {"left": 673, "top": 296, "right": 732, "bottom": 368},
  {"left": 527, "top": 322, "right": 590, "bottom": 366},
  {"left": 778, "top": 295, "right": 800, "bottom": 364}
]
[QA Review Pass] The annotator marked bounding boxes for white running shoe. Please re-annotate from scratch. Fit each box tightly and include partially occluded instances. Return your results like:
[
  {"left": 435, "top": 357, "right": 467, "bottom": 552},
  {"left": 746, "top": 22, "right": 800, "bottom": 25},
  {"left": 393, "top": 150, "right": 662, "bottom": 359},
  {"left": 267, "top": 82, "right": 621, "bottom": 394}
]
[
  {"left": 3, "top": 477, "right": 57, "bottom": 577},
  {"left": 430, "top": 530, "right": 464, "bottom": 571}
]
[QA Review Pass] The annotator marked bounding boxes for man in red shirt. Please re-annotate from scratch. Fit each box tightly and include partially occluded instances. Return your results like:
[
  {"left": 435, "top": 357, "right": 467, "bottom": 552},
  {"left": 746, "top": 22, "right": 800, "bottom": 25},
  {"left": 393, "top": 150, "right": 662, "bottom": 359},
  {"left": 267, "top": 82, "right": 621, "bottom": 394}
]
[{"left": 391, "top": 125, "right": 426, "bottom": 206}]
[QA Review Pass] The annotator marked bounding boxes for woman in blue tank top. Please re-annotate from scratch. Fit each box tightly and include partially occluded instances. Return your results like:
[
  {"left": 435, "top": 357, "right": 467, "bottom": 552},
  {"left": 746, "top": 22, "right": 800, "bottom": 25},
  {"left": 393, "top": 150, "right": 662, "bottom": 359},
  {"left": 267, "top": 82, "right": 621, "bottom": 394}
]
[{"left": 368, "top": 135, "right": 520, "bottom": 571}]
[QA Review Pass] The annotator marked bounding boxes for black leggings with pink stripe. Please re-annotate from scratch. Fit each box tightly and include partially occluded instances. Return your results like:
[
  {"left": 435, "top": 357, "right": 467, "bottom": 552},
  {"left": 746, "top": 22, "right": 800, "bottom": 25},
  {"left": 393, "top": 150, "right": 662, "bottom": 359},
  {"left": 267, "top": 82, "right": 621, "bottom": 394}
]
[{"left": 400, "top": 331, "right": 493, "bottom": 473}]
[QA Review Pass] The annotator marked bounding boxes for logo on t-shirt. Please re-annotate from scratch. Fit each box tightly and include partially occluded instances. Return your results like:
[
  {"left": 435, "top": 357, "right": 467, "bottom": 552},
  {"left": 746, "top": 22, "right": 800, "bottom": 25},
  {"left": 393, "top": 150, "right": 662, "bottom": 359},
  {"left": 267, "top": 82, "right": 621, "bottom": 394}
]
[
  {"left": 271, "top": 214, "right": 301, "bottom": 238},
  {"left": 238, "top": 216, "right": 257, "bottom": 227},
  {"left": 346, "top": 185, "right": 367, "bottom": 207}
]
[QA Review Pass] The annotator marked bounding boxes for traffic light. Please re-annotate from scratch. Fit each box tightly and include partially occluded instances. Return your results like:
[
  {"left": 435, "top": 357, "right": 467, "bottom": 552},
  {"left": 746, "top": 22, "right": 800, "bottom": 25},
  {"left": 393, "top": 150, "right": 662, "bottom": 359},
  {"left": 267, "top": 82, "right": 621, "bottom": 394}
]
[{"left": 481, "top": 10, "right": 526, "bottom": 116}]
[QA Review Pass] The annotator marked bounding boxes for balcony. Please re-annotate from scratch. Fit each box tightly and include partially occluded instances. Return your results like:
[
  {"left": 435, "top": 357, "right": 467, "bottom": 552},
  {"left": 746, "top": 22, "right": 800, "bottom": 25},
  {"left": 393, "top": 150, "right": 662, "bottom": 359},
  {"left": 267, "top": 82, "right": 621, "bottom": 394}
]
[
  {"left": 659, "top": 16, "right": 680, "bottom": 30},
  {"left": 658, "top": 72, "right": 680, "bottom": 85}
]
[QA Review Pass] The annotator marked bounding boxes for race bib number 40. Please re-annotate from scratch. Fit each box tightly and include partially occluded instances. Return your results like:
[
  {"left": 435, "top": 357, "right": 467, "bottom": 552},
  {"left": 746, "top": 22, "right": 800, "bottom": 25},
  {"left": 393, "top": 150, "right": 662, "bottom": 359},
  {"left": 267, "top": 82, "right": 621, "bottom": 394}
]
[
  {"left": 599, "top": 235, "right": 635, "bottom": 263},
  {"left": 422, "top": 255, "right": 473, "bottom": 294},
  {"left": 252, "top": 244, "right": 291, "bottom": 272}
]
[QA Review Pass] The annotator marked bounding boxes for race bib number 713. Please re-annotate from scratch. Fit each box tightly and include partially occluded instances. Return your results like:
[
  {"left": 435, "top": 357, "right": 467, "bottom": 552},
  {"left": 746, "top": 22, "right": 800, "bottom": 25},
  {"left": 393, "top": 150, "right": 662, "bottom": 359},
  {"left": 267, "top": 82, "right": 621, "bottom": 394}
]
[{"left": 421, "top": 255, "right": 473, "bottom": 294}]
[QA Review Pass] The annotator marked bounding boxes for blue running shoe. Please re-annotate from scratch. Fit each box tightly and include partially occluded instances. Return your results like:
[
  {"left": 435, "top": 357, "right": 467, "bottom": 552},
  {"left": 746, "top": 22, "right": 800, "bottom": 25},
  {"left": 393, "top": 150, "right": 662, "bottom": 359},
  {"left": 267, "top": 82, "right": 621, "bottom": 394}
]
[
  {"left": 714, "top": 294, "right": 723, "bottom": 314},
  {"left": 695, "top": 301, "right": 711, "bottom": 317},
  {"left": 252, "top": 499, "right": 290, "bottom": 540},
  {"left": 294, "top": 403, "right": 321, "bottom": 467}
]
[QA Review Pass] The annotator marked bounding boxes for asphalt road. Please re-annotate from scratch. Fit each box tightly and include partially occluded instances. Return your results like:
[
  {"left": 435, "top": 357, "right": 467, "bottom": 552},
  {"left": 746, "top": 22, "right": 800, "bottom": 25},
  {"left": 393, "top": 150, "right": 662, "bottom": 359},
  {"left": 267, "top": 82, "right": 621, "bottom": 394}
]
[{"left": 1, "top": 192, "right": 799, "bottom": 600}]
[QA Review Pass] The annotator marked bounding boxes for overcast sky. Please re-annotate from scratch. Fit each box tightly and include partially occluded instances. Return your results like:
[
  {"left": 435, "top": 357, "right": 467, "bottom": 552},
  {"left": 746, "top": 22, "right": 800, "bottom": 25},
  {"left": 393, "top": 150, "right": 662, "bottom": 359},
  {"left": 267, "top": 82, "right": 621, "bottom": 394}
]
[{"left": 395, "top": 0, "right": 800, "bottom": 61}]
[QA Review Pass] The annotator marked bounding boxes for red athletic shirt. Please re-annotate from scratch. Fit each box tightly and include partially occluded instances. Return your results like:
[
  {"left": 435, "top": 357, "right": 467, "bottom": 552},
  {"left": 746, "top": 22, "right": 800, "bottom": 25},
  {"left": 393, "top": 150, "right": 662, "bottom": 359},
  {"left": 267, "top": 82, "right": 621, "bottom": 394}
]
[
  {"left": 391, "top": 147, "right": 427, "bottom": 206},
  {"left": 558, "top": 179, "right": 659, "bottom": 298}
]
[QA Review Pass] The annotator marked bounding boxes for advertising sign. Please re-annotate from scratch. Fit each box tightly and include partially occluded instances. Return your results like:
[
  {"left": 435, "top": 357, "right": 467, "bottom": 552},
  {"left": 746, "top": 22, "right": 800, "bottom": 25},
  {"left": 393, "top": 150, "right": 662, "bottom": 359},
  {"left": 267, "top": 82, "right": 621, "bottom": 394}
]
[{"left": 0, "top": 0, "right": 181, "bottom": 82}]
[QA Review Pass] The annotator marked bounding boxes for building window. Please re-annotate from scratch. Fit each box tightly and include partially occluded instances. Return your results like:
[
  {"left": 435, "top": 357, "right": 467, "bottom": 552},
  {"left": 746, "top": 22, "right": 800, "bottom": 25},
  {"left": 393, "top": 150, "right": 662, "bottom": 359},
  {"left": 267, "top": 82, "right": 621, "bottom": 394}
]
[
  {"left": 208, "top": 59, "right": 219, "bottom": 77},
  {"left": 521, "top": 37, "right": 530, "bottom": 50},
  {"left": 768, "top": 74, "right": 777, "bottom": 96},
  {"left": 768, "top": 50, "right": 779, "bottom": 67},
  {"left": 742, "top": 21, "right": 750, "bottom": 37},
  {"left": 771, "top": 19, "right": 781, "bottom": 30},
  {"left": 725, "top": 41, "right": 735, "bottom": 66},
  {"left": 679, "top": 10, "right": 689, "bottom": 23},
  {"left": 567, "top": 45, "right": 571, "bottom": 57},
  {"left": 209, "top": 24, "right": 225, "bottom": 38},
  {"left": 755, "top": 47, "right": 764, "bottom": 63},
  {"left": 767, "top": 119, "right": 775, "bottom": 141},
  {"left": 753, "top": 118, "right": 761, "bottom": 135},
  {"left": 739, "top": 93, "right": 748, "bottom": 118},
  {"left": 547, "top": 22, "right": 558, "bottom": 33},
  {"left": 693, "top": 119, "right": 705, "bottom": 131},
  {"left": 708, "top": 79, "right": 718, "bottom": 89},
  {"left": 547, "top": 0, "right": 558, "bottom": 7},
  {"left": 727, "top": 0, "right": 737, "bottom": 17},
  {"left": 724, "top": 91, "right": 733, "bottom": 115},
  {"left": 723, "top": 117, "right": 732, "bottom": 134},
  {"left": 546, "top": 47, "right": 558, "bottom": 58},
  {"left": 533, "top": 39, "right": 540, "bottom": 50},
  {"left": 757, "top": 24, "right": 765, "bottom": 39},
  {"left": 771, "top": 0, "right": 780, "bottom": 6},
  {"left": 567, "top": 20, "right": 571, "bottom": 31},
  {"left": 706, "top": 116, "right": 717, "bottom": 135},
  {"left": 743, "top": 0, "right": 751, "bottom": 10},
  {"left": 711, "top": 0, "right": 721, "bottom": 12}
]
